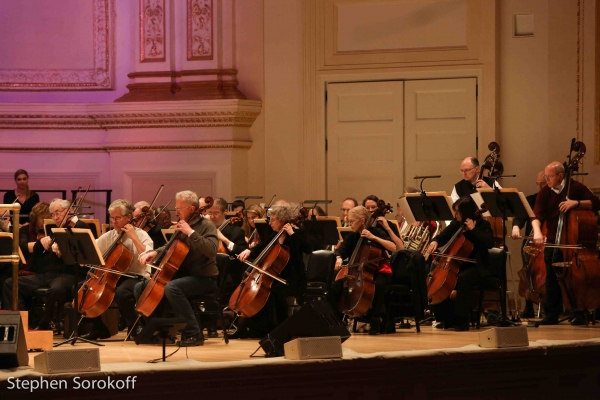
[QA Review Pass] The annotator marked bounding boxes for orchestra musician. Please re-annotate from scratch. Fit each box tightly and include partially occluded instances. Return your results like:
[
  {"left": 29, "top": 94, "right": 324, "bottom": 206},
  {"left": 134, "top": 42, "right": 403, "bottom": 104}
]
[
  {"left": 136, "top": 190, "right": 218, "bottom": 346},
  {"left": 155, "top": 206, "right": 175, "bottom": 229},
  {"left": 242, "top": 204, "right": 266, "bottom": 249},
  {"left": 234, "top": 204, "right": 311, "bottom": 339},
  {"left": 2, "top": 199, "right": 89, "bottom": 330},
  {"left": 531, "top": 162, "right": 600, "bottom": 325},
  {"left": 133, "top": 201, "right": 166, "bottom": 249},
  {"left": 327, "top": 205, "right": 396, "bottom": 335},
  {"left": 340, "top": 197, "right": 358, "bottom": 227},
  {"left": 451, "top": 157, "right": 501, "bottom": 203},
  {"left": 510, "top": 171, "right": 546, "bottom": 318},
  {"left": 81, "top": 199, "right": 153, "bottom": 341},
  {"left": 231, "top": 200, "right": 245, "bottom": 214},
  {"left": 363, "top": 195, "right": 403, "bottom": 251},
  {"left": 3, "top": 169, "right": 40, "bottom": 225},
  {"left": 426, "top": 196, "right": 495, "bottom": 331}
]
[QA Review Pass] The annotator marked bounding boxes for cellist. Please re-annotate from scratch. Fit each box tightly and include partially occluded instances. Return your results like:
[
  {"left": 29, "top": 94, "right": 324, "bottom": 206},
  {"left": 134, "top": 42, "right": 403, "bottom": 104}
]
[
  {"left": 80, "top": 199, "right": 153, "bottom": 341},
  {"left": 136, "top": 190, "right": 218, "bottom": 346},
  {"left": 327, "top": 205, "right": 396, "bottom": 335},
  {"left": 426, "top": 196, "right": 494, "bottom": 331},
  {"left": 233, "top": 204, "right": 311, "bottom": 339},
  {"left": 531, "top": 161, "right": 600, "bottom": 325}
]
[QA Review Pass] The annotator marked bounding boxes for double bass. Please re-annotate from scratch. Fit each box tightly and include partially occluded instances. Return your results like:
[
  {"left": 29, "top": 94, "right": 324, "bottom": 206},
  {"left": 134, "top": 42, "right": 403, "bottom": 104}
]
[
  {"left": 426, "top": 204, "right": 487, "bottom": 305},
  {"left": 335, "top": 200, "right": 391, "bottom": 317},
  {"left": 551, "top": 141, "right": 600, "bottom": 313},
  {"left": 479, "top": 142, "right": 504, "bottom": 248},
  {"left": 136, "top": 197, "right": 214, "bottom": 317},
  {"left": 228, "top": 207, "right": 308, "bottom": 318}
]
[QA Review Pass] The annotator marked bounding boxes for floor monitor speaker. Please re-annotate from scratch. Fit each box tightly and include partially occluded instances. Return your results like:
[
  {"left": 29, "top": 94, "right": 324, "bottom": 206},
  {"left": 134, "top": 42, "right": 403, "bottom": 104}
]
[{"left": 0, "top": 312, "right": 28, "bottom": 369}]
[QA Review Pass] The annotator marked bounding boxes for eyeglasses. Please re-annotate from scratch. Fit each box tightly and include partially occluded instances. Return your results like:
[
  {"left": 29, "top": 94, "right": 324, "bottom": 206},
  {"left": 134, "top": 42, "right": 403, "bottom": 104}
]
[
  {"left": 206, "top": 212, "right": 222, "bottom": 217},
  {"left": 110, "top": 216, "right": 125, "bottom": 222},
  {"left": 340, "top": 208, "right": 351, "bottom": 212},
  {"left": 544, "top": 174, "right": 557, "bottom": 180},
  {"left": 460, "top": 167, "right": 476, "bottom": 173},
  {"left": 51, "top": 209, "right": 66, "bottom": 218},
  {"left": 347, "top": 219, "right": 358, "bottom": 224},
  {"left": 174, "top": 206, "right": 191, "bottom": 212}
]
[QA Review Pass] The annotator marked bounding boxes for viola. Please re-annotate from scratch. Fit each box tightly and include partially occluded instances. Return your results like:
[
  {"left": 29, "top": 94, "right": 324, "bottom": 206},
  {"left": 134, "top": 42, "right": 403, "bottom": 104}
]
[
  {"left": 426, "top": 204, "right": 487, "bottom": 305},
  {"left": 228, "top": 207, "right": 308, "bottom": 318},
  {"left": 136, "top": 197, "right": 214, "bottom": 317},
  {"left": 217, "top": 212, "right": 244, "bottom": 254},
  {"left": 335, "top": 200, "right": 391, "bottom": 317}
]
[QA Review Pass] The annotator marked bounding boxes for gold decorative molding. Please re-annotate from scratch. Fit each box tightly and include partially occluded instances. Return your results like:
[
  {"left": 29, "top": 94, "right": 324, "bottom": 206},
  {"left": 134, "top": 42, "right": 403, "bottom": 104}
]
[
  {"left": 0, "top": 99, "right": 262, "bottom": 129},
  {"left": 0, "top": 143, "right": 252, "bottom": 152},
  {"left": 140, "top": 0, "right": 166, "bottom": 62},
  {"left": 187, "top": 0, "right": 213, "bottom": 60},
  {"left": 0, "top": 0, "right": 114, "bottom": 90}
]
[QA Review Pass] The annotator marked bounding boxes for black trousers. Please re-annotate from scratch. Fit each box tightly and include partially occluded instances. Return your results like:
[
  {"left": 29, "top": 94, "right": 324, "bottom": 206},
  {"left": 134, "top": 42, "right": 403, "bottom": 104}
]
[
  {"left": 543, "top": 248, "right": 564, "bottom": 320},
  {"left": 114, "top": 276, "right": 142, "bottom": 329},
  {"left": 2, "top": 272, "right": 74, "bottom": 325}
]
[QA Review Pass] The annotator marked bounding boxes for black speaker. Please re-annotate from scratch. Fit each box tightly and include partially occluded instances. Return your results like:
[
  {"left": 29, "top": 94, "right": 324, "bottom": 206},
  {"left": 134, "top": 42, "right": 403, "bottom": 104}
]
[
  {"left": 0, "top": 312, "right": 28, "bottom": 369},
  {"left": 259, "top": 298, "right": 350, "bottom": 357}
]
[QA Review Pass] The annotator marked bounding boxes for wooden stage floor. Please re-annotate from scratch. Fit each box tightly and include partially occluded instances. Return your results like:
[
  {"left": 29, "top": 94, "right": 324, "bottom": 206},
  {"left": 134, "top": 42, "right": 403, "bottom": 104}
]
[{"left": 29, "top": 319, "right": 600, "bottom": 365}]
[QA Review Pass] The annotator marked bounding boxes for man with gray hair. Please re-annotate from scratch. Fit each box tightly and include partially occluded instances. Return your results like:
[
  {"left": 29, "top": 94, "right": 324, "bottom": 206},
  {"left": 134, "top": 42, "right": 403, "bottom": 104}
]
[
  {"left": 81, "top": 199, "right": 154, "bottom": 340},
  {"left": 133, "top": 200, "right": 166, "bottom": 249},
  {"left": 137, "top": 190, "right": 218, "bottom": 346},
  {"left": 2, "top": 198, "right": 90, "bottom": 331}
]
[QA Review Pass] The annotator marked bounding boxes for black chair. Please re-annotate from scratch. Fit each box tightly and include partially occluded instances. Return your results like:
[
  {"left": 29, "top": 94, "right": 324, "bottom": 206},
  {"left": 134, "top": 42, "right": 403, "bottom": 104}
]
[
  {"left": 303, "top": 250, "right": 336, "bottom": 302},
  {"left": 189, "top": 253, "right": 230, "bottom": 343},
  {"left": 383, "top": 250, "right": 428, "bottom": 333},
  {"left": 473, "top": 248, "right": 508, "bottom": 329}
]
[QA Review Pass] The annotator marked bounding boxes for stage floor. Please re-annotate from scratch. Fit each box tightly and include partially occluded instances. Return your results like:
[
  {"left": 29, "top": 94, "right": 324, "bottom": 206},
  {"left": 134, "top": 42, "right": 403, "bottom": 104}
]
[{"left": 26, "top": 319, "right": 600, "bottom": 365}]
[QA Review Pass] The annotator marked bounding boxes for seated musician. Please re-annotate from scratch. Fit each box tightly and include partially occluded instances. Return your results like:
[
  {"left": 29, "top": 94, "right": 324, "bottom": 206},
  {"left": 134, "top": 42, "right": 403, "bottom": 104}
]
[
  {"left": 155, "top": 206, "right": 175, "bottom": 229},
  {"left": 242, "top": 204, "right": 265, "bottom": 249},
  {"left": 451, "top": 157, "right": 501, "bottom": 203},
  {"left": 209, "top": 198, "right": 248, "bottom": 260},
  {"left": 81, "top": 199, "right": 153, "bottom": 340},
  {"left": 133, "top": 201, "right": 166, "bottom": 249},
  {"left": 531, "top": 161, "right": 600, "bottom": 325},
  {"left": 231, "top": 200, "right": 245, "bottom": 214},
  {"left": 426, "top": 196, "right": 494, "bottom": 331},
  {"left": 2, "top": 199, "right": 89, "bottom": 330},
  {"left": 137, "top": 190, "right": 218, "bottom": 346},
  {"left": 327, "top": 205, "right": 396, "bottom": 335},
  {"left": 234, "top": 204, "right": 311, "bottom": 338},
  {"left": 363, "top": 195, "right": 403, "bottom": 250},
  {"left": 340, "top": 198, "right": 358, "bottom": 227}
]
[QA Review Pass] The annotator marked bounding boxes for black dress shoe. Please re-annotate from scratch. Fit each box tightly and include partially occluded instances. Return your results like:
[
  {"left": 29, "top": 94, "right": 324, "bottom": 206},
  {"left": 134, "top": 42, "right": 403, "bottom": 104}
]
[
  {"left": 454, "top": 322, "right": 469, "bottom": 332},
  {"left": 207, "top": 327, "right": 219, "bottom": 338},
  {"left": 33, "top": 322, "right": 51, "bottom": 331},
  {"left": 520, "top": 309, "right": 535, "bottom": 319},
  {"left": 539, "top": 317, "right": 559, "bottom": 325},
  {"left": 571, "top": 316, "right": 586, "bottom": 326},
  {"left": 179, "top": 334, "right": 204, "bottom": 347},
  {"left": 80, "top": 329, "right": 111, "bottom": 340}
]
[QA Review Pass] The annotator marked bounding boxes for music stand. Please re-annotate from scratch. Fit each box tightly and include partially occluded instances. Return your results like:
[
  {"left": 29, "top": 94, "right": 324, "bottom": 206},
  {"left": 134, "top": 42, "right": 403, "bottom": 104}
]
[
  {"left": 475, "top": 188, "right": 534, "bottom": 327},
  {"left": 162, "top": 229, "right": 175, "bottom": 243},
  {"left": 0, "top": 233, "right": 26, "bottom": 264},
  {"left": 303, "top": 216, "right": 341, "bottom": 250},
  {"left": 51, "top": 227, "right": 106, "bottom": 347},
  {"left": 134, "top": 317, "right": 187, "bottom": 362},
  {"left": 254, "top": 219, "right": 275, "bottom": 241}
]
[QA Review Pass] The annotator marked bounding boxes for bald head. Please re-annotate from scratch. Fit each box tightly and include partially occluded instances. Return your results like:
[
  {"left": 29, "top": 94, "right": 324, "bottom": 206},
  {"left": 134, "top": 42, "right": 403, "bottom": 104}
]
[
  {"left": 535, "top": 171, "right": 547, "bottom": 192},
  {"left": 544, "top": 162, "right": 565, "bottom": 190},
  {"left": 546, "top": 162, "right": 564, "bottom": 175}
]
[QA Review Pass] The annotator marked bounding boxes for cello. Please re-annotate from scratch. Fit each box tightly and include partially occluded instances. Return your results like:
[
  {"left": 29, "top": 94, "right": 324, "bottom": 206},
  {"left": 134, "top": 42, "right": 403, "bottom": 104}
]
[
  {"left": 551, "top": 141, "right": 600, "bottom": 313},
  {"left": 335, "top": 200, "right": 391, "bottom": 318},
  {"left": 426, "top": 204, "right": 487, "bottom": 305},
  {"left": 136, "top": 197, "right": 214, "bottom": 317},
  {"left": 228, "top": 207, "right": 308, "bottom": 318}
]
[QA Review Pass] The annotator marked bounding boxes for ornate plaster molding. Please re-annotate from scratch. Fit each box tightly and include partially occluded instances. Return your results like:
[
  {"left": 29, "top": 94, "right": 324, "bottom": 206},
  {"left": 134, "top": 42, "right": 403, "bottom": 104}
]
[
  {"left": 0, "top": 0, "right": 114, "bottom": 91},
  {"left": 0, "top": 142, "right": 252, "bottom": 152},
  {"left": 0, "top": 99, "right": 262, "bottom": 129},
  {"left": 140, "top": 0, "right": 166, "bottom": 62},
  {"left": 187, "top": 0, "right": 213, "bottom": 60}
]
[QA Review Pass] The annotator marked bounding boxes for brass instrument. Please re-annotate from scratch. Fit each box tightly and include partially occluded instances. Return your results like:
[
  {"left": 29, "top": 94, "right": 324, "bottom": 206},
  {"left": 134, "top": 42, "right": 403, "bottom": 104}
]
[{"left": 401, "top": 221, "right": 442, "bottom": 255}]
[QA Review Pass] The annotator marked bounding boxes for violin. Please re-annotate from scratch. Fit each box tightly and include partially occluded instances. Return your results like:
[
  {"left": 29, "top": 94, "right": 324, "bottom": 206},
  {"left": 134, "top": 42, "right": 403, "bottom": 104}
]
[
  {"left": 217, "top": 212, "right": 244, "bottom": 254},
  {"left": 426, "top": 204, "right": 487, "bottom": 305},
  {"left": 136, "top": 197, "right": 214, "bottom": 317},
  {"left": 228, "top": 207, "right": 308, "bottom": 318},
  {"left": 335, "top": 200, "right": 391, "bottom": 317}
]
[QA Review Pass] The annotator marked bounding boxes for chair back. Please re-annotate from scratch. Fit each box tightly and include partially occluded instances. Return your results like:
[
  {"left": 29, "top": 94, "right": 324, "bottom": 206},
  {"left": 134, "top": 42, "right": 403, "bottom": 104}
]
[
  {"left": 80, "top": 219, "right": 101, "bottom": 239},
  {"left": 306, "top": 250, "right": 336, "bottom": 288},
  {"left": 215, "top": 253, "right": 231, "bottom": 291}
]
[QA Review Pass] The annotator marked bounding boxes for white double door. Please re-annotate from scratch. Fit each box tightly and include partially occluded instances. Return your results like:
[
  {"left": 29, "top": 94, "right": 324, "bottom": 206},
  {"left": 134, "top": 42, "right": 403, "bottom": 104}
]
[{"left": 326, "top": 78, "right": 477, "bottom": 206}]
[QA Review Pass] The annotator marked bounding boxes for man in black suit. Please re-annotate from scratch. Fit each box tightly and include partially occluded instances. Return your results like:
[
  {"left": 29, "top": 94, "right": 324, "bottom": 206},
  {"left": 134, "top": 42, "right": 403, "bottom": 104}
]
[{"left": 451, "top": 157, "right": 501, "bottom": 202}]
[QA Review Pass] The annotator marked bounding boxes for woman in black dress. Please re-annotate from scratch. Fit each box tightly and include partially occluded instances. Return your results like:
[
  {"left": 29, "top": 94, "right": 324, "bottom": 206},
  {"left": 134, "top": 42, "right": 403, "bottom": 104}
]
[{"left": 3, "top": 169, "right": 40, "bottom": 226}]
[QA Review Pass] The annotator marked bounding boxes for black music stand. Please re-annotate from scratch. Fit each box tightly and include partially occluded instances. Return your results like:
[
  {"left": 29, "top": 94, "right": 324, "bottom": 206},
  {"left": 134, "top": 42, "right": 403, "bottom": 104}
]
[
  {"left": 51, "top": 227, "right": 106, "bottom": 347},
  {"left": 254, "top": 219, "right": 275, "bottom": 241},
  {"left": 399, "top": 192, "right": 454, "bottom": 325},
  {"left": 303, "top": 217, "right": 341, "bottom": 251},
  {"left": 475, "top": 189, "right": 534, "bottom": 327}
]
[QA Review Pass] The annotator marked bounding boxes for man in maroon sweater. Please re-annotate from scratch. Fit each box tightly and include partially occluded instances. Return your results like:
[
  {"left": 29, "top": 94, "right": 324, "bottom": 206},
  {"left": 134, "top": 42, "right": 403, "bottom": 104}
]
[{"left": 531, "top": 161, "right": 600, "bottom": 325}]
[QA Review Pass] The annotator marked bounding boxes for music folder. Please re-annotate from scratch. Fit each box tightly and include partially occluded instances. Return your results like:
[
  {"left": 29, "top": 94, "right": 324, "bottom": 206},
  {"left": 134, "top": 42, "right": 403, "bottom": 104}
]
[
  {"left": 51, "top": 228, "right": 104, "bottom": 266},
  {"left": 162, "top": 228, "right": 175, "bottom": 243},
  {"left": 0, "top": 233, "right": 26, "bottom": 263},
  {"left": 473, "top": 189, "right": 534, "bottom": 220},
  {"left": 399, "top": 192, "right": 454, "bottom": 224},
  {"left": 254, "top": 218, "right": 275, "bottom": 240},
  {"left": 336, "top": 227, "right": 353, "bottom": 242},
  {"left": 302, "top": 216, "right": 341, "bottom": 249}
]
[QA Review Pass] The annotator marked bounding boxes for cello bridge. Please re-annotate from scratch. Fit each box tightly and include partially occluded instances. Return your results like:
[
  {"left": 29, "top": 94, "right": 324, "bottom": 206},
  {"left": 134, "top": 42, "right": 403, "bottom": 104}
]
[{"left": 552, "top": 261, "right": 572, "bottom": 268}]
